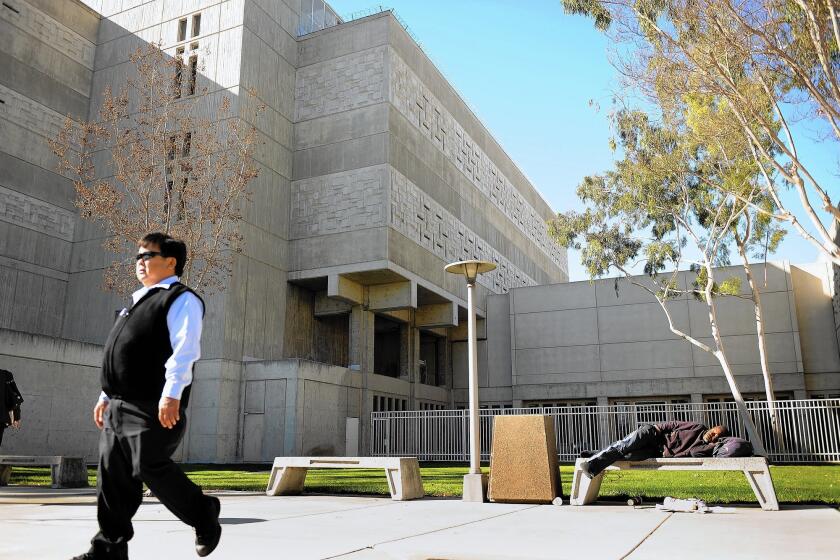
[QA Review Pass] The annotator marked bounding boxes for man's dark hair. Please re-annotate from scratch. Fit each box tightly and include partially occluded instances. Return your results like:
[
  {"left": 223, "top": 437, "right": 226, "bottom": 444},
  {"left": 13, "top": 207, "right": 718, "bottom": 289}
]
[
  {"left": 140, "top": 232, "right": 187, "bottom": 276},
  {"left": 716, "top": 425, "right": 730, "bottom": 438}
]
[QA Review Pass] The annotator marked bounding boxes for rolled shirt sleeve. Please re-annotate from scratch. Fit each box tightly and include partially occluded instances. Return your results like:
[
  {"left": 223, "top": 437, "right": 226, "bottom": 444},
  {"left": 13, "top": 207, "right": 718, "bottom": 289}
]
[{"left": 161, "top": 291, "right": 203, "bottom": 400}]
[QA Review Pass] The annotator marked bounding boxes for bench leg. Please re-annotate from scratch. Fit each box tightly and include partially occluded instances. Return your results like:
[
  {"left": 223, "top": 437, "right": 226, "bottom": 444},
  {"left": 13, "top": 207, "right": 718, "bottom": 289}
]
[
  {"left": 265, "top": 467, "right": 308, "bottom": 496},
  {"left": 570, "top": 460, "right": 603, "bottom": 506},
  {"left": 385, "top": 459, "right": 425, "bottom": 501},
  {"left": 743, "top": 468, "right": 779, "bottom": 511},
  {"left": 0, "top": 465, "right": 10, "bottom": 486},
  {"left": 56, "top": 458, "right": 88, "bottom": 489}
]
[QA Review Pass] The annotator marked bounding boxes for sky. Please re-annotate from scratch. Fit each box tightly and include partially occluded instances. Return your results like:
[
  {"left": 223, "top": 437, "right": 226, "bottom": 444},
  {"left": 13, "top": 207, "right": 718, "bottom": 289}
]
[{"left": 326, "top": 0, "right": 838, "bottom": 282}]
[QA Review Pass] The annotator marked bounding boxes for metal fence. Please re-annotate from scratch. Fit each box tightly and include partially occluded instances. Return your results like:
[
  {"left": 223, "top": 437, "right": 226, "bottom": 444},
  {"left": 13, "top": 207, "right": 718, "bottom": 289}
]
[{"left": 370, "top": 399, "right": 840, "bottom": 463}]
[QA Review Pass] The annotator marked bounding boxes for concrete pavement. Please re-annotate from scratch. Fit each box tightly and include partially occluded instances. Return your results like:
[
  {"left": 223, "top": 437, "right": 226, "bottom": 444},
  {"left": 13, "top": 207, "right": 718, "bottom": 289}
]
[{"left": 0, "top": 487, "right": 838, "bottom": 559}]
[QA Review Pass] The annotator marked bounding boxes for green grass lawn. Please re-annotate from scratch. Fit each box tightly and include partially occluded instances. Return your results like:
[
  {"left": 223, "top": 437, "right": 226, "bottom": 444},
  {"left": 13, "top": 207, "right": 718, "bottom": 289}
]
[{"left": 7, "top": 464, "right": 840, "bottom": 505}]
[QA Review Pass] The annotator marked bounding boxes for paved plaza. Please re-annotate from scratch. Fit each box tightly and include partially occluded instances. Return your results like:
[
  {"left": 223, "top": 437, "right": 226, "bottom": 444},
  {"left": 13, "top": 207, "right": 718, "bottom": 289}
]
[{"left": 1, "top": 487, "right": 838, "bottom": 559}]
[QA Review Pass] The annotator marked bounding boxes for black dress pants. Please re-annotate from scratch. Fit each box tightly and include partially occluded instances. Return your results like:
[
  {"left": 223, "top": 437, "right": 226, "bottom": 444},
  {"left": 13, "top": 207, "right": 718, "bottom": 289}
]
[
  {"left": 587, "top": 423, "right": 664, "bottom": 476},
  {"left": 90, "top": 399, "right": 215, "bottom": 559}
]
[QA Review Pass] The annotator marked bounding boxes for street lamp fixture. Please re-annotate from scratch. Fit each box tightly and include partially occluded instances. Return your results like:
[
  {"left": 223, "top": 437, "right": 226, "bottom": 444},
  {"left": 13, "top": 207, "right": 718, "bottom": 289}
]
[{"left": 445, "top": 259, "right": 496, "bottom": 502}]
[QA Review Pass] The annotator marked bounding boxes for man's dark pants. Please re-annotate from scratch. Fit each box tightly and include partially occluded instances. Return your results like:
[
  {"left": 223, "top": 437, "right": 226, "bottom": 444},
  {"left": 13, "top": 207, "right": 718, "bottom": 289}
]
[
  {"left": 91, "top": 399, "right": 216, "bottom": 558},
  {"left": 587, "top": 424, "right": 664, "bottom": 476}
]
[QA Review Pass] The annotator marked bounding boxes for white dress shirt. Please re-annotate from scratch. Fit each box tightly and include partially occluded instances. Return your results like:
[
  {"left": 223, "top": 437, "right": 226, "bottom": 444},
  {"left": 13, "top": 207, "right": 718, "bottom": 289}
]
[{"left": 98, "top": 275, "right": 203, "bottom": 404}]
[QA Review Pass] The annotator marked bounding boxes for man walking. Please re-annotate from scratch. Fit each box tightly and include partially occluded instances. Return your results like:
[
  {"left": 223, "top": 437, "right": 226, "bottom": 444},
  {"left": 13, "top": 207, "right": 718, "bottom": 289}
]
[
  {"left": 73, "top": 233, "right": 221, "bottom": 560},
  {"left": 580, "top": 421, "right": 729, "bottom": 478}
]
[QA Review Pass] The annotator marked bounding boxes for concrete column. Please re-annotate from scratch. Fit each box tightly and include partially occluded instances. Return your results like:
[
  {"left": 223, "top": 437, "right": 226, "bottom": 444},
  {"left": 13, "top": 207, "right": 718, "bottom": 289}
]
[
  {"left": 400, "top": 318, "right": 419, "bottom": 409},
  {"left": 350, "top": 305, "right": 375, "bottom": 453},
  {"left": 436, "top": 335, "right": 448, "bottom": 387},
  {"left": 596, "top": 396, "right": 609, "bottom": 407},
  {"left": 691, "top": 393, "right": 703, "bottom": 404},
  {"left": 794, "top": 389, "right": 808, "bottom": 400}
]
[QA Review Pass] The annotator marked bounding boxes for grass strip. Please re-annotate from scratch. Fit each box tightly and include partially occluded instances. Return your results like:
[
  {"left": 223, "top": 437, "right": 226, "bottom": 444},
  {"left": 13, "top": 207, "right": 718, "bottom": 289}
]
[{"left": 7, "top": 464, "right": 839, "bottom": 505}]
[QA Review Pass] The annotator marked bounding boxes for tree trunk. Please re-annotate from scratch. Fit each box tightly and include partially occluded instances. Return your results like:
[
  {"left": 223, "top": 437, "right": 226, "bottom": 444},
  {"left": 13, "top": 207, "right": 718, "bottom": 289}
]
[
  {"left": 736, "top": 238, "right": 783, "bottom": 451},
  {"left": 705, "top": 266, "right": 769, "bottom": 456}
]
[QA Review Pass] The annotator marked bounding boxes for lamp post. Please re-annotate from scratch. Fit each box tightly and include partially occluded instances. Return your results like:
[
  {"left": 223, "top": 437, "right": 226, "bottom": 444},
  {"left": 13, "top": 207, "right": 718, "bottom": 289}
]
[{"left": 445, "top": 259, "right": 496, "bottom": 502}]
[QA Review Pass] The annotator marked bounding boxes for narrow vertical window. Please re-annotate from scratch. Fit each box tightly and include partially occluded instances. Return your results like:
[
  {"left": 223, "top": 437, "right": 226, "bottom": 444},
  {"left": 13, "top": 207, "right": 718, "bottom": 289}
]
[
  {"left": 164, "top": 179, "right": 174, "bottom": 216},
  {"left": 182, "top": 132, "right": 192, "bottom": 157},
  {"left": 178, "top": 177, "right": 188, "bottom": 220},
  {"left": 167, "top": 136, "right": 177, "bottom": 160},
  {"left": 177, "top": 18, "right": 187, "bottom": 41},
  {"left": 173, "top": 47, "right": 184, "bottom": 99},
  {"left": 191, "top": 13, "right": 201, "bottom": 37},
  {"left": 188, "top": 55, "right": 198, "bottom": 95}
]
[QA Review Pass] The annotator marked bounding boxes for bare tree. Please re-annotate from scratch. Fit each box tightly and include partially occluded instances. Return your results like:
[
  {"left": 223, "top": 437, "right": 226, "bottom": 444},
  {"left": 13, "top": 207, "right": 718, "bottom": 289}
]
[{"left": 49, "top": 42, "right": 262, "bottom": 294}]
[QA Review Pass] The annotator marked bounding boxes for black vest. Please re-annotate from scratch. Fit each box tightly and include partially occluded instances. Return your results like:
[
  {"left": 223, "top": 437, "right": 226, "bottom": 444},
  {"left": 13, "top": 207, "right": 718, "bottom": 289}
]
[{"left": 101, "top": 282, "right": 204, "bottom": 405}]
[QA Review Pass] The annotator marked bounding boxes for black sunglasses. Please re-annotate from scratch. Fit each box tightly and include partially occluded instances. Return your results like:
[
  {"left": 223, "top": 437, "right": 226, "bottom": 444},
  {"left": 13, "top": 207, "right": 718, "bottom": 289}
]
[{"left": 135, "top": 251, "right": 163, "bottom": 262}]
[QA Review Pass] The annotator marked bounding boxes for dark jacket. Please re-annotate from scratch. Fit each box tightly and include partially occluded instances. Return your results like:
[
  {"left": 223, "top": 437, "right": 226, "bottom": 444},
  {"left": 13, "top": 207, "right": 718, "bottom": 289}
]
[
  {"left": 1, "top": 369, "right": 23, "bottom": 426},
  {"left": 655, "top": 421, "right": 709, "bottom": 457},
  {"left": 101, "top": 283, "right": 203, "bottom": 404}
]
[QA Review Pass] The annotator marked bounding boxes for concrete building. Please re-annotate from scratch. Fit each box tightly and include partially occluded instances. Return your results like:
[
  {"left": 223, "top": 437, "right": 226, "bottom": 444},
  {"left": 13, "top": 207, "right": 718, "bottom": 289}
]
[{"left": 0, "top": 0, "right": 837, "bottom": 463}]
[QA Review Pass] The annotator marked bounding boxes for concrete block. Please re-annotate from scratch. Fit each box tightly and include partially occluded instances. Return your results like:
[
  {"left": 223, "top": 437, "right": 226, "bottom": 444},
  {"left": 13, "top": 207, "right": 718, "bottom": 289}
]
[
  {"left": 488, "top": 415, "right": 559, "bottom": 504},
  {"left": 368, "top": 281, "right": 416, "bottom": 311},
  {"left": 416, "top": 302, "right": 457, "bottom": 328}
]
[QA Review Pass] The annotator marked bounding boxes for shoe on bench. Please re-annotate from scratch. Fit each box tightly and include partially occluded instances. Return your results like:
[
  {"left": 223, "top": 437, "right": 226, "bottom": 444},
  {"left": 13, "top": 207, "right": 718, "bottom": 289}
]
[
  {"left": 195, "top": 496, "right": 222, "bottom": 557},
  {"left": 579, "top": 459, "right": 595, "bottom": 480}
]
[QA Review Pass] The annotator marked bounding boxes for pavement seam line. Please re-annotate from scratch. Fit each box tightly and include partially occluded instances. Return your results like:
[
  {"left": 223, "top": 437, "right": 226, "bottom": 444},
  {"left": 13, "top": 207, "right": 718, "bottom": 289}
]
[
  {"left": 618, "top": 512, "right": 674, "bottom": 560},
  {"left": 321, "top": 505, "right": 541, "bottom": 559}
]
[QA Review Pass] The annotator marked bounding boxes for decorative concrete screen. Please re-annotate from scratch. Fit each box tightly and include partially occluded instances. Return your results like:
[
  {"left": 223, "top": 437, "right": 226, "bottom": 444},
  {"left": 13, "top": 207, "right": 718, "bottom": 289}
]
[{"left": 488, "top": 415, "right": 560, "bottom": 504}]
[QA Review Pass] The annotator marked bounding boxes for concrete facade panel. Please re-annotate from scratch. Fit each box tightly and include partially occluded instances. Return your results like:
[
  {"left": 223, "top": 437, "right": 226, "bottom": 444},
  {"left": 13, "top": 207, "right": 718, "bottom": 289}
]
[
  {"left": 593, "top": 274, "right": 688, "bottom": 307},
  {"left": 244, "top": 0, "right": 296, "bottom": 67},
  {"left": 0, "top": 18, "right": 93, "bottom": 97},
  {"left": 690, "top": 332, "right": 799, "bottom": 367},
  {"left": 513, "top": 308, "right": 598, "bottom": 349},
  {"left": 297, "top": 15, "right": 389, "bottom": 68},
  {"left": 0, "top": 152, "right": 75, "bottom": 210},
  {"left": 792, "top": 263, "right": 840, "bottom": 374},
  {"left": 687, "top": 291, "right": 794, "bottom": 337},
  {"left": 512, "top": 282, "right": 595, "bottom": 314},
  {"left": 294, "top": 102, "right": 388, "bottom": 151},
  {"left": 486, "top": 294, "right": 512, "bottom": 388},
  {"left": 514, "top": 345, "right": 600, "bottom": 376},
  {"left": 599, "top": 340, "right": 693, "bottom": 372},
  {"left": 597, "top": 301, "right": 690, "bottom": 344},
  {"left": 26, "top": 0, "right": 100, "bottom": 44},
  {"left": 0, "top": 51, "right": 90, "bottom": 118},
  {"left": 1, "top": 0, "right": 95, "bottom": 70}
]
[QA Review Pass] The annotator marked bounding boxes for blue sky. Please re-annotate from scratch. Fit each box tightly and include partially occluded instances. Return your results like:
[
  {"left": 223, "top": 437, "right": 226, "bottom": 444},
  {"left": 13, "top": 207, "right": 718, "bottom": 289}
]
[{"left": 326, "top": 0, "right": 836, "bottom": 282}]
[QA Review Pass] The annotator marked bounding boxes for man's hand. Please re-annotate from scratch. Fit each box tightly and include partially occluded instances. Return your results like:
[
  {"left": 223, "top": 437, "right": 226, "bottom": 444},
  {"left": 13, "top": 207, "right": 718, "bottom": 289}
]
[
  {"left": 158, "top": 397, "right": 181, "bottom": 429},
  {"left": 11, "top": 420, "right": 20, "bottom": 430},
  {"left": 93, "top": 401, "right": 109, "bottom": 429}
]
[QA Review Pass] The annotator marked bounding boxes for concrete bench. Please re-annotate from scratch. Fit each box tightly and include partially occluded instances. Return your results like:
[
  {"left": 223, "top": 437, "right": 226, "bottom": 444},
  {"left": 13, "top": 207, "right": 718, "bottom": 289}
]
[
  {"left": 0, "top": 456, "right": 89, "bottom": 489},
  {"left": 266, "top": 457, "right": 425, "bottom": 501},
  {"left": 570, "top": 457, "right": 779, "bottom": 511}
]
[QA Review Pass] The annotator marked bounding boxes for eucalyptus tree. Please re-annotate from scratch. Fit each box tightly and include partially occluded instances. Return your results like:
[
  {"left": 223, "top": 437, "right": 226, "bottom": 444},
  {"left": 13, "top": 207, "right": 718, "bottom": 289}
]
[
  {"left": 550, "top": 109, "right": 769, "bottom": 454},
  {"left": 562, "top": 0, "right": 840, "bottom": 265}
]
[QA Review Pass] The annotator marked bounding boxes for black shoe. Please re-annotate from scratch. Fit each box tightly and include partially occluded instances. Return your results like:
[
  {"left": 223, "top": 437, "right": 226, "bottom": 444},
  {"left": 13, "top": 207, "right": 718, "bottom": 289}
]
[
  {"left": 579, "top": 459, "right": 595, "bottom": 480},
  {"left": 70, "top": 546, "right": 126, "bottom": 560},
  {"left": 195, "top": 496, "right": 222, "bottom": 557},
  {"left": 579, "top": 450, "right": 595, "bottom": 458}
]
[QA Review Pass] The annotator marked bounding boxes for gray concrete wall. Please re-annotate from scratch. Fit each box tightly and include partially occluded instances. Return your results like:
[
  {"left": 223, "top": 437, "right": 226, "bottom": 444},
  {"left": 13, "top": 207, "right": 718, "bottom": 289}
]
[
  {"left": 492, "top": 261, "right": 839, "bottom": 405},
  {"left": 242, "top": 359, "right": 361, "bottom": 460},
  {"left": 0, "top": 0, "right": 98, "bottom": 338},
  {"left": 0, "top": 328, "right": 102, "bottom": 460},
  {"left": 791, "top": 262, "right": 840, "bottom": 394},
  {"left": 290, "top": 13, "right": 568, "bottom": 308}
]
